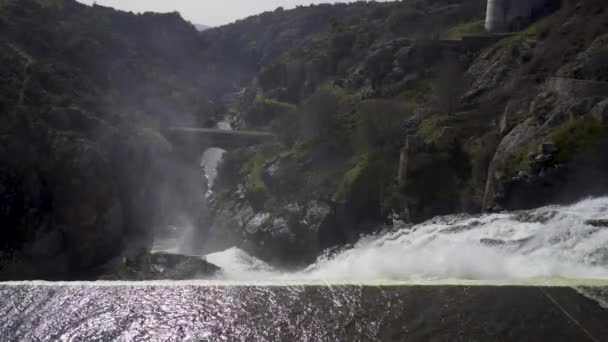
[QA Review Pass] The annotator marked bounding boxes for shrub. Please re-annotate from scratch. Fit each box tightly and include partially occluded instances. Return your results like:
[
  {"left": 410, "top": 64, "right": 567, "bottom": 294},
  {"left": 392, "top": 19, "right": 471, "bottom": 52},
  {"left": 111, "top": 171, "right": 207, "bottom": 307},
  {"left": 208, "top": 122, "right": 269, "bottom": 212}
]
[
  {"left": 548, "top": 116, "right": 608, "bottom": 161},
  {"left": 353, "top": 99, "right": 410, "bottom": 153},
  {"left": 297, "top": 85, "right": 350, "bottom": 142}
]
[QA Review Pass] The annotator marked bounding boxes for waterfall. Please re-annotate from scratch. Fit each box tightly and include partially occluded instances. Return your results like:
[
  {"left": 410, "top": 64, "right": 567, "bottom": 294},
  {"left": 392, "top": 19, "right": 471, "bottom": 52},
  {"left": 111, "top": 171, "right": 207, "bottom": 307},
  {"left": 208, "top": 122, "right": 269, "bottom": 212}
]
[
  {"left": 200, "top": 118, "right": 232, "bottom": 193},
  {"left": 153, "top": 118, "right": 232, "bottom": 254},
  {"left": 207, "top": 196, "right": 608, "bottom": 283}
]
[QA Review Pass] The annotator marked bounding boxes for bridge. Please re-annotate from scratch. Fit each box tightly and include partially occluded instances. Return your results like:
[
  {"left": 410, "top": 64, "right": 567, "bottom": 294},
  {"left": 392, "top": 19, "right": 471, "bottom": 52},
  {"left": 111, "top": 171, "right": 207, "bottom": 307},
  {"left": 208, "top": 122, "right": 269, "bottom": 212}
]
[{"left": 163, "top": 126, "right": 276, "bottom": 160}]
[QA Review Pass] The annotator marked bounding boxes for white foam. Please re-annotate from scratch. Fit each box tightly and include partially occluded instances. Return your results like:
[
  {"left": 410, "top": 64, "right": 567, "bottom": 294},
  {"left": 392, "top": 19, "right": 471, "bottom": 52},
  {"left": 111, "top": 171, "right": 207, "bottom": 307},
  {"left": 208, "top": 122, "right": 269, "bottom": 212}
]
[{"left": 206, "top": 197, "right": 608, "bottom": 282}]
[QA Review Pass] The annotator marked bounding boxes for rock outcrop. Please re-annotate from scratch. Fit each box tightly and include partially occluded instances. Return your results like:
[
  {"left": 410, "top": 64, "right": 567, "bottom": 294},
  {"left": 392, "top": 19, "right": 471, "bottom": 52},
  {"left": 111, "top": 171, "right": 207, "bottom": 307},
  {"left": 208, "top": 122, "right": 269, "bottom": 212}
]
[
  {"left": 0, "top": 0, "right": 215, "bottom": 280},
  {"left": 99, "top": 252, "right": 221, "bottom": 280}
]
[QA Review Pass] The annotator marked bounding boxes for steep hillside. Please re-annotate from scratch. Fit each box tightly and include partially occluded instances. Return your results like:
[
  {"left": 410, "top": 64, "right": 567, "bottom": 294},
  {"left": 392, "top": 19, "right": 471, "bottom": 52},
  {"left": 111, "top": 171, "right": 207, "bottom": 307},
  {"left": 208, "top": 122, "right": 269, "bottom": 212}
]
[
  {"left": 0, "top": 0, "right": 213, "bottom": 279},
  {"left": 205, "top": 0, "right": 608, "bottom": 267},
  {"left": 2, "top": 0, "right": 607, "bottom": 277}
]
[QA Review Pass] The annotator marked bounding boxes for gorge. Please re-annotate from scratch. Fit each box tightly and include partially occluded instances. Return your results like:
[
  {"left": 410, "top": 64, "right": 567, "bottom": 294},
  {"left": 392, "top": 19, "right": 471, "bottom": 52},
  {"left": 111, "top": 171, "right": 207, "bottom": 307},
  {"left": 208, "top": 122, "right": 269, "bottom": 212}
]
[
  {"left": 1, "top": 0, "right": 608, "bottom": 339},
  {"left": 1, "top": 0, "right": 608, "bottom": 281}
]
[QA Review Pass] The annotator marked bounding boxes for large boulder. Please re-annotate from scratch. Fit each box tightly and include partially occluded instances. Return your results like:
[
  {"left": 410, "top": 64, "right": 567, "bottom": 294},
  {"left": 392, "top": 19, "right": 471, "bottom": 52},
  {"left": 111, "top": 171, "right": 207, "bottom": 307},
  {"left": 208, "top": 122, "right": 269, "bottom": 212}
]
[
  {"left": 240, "top": 201, "right": 333, "bottom": 267},
  {"left": 99, "top": 252, "right": 221, "bottom": 280}
]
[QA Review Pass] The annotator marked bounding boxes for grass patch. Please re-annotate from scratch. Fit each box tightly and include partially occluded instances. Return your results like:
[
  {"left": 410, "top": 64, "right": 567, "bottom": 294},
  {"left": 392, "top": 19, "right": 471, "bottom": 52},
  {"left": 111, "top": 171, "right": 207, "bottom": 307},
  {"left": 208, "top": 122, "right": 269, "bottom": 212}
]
[
  {"left": 255, "top": 92, "right": 297, "bottom": 111},
  {"left": 240, "top": 144, "right": 282, "bottom": 208},
  {"left": 397, "top": 79, "right": 435, "bottom": 108},
  {"left": 548, "top": 116, "right": 608, "bottom": 162},
  {"left": 499, "top": 116, "right": 608, "bottom": 176},
  {"left": 417, "top": 114, "right": 450, "bottom": 140},
  {"left": 441, "top": 19, "right": 485, "bottom": 40},
  {"left": 332, "top": 153, "right": 371, "bottom": 203},
  {"left": 518, "top": 16, "right": 553, "bottom": 38}
]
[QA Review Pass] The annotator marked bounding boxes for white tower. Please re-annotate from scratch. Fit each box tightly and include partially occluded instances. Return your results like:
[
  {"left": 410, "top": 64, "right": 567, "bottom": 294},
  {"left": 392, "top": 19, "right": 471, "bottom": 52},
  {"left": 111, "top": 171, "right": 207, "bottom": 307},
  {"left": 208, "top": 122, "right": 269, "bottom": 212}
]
[{"left": 485, "top": 0, "right": 507, "bottom": 33}]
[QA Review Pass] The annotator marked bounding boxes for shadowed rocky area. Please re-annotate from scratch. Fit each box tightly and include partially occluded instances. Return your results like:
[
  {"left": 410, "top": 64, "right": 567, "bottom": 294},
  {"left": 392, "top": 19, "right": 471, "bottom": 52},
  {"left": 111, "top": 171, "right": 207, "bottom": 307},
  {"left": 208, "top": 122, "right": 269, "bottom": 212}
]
[
  {"left": 0, "top": 0, "right": 216, "bottom": 279},
  {"left": 98, "top": 253, "right": 221, "bottom": 281}
]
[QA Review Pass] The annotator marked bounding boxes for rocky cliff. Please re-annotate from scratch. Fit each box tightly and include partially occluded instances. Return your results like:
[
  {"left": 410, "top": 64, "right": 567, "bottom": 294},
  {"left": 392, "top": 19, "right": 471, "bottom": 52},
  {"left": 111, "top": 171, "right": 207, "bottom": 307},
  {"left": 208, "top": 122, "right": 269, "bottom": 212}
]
[
  {"left": 1, "top": 0, "right": 608, "bottom": 277},
  {"left": 0, "top": 0, "right": 215, "bottom": 279},
  {"left": 203, "top": 0, "right": 608, "bottom": 268}
]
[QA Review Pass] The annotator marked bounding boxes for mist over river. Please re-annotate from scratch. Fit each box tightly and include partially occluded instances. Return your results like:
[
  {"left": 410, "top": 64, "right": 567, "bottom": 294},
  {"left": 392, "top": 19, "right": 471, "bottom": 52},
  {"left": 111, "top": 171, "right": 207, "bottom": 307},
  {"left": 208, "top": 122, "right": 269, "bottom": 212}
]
[
  {"left": 3, "top": 197, "right": 608, "bottom": 340},
  {"left": 169, "top": 197, "right": 608, "bottom": 284}
]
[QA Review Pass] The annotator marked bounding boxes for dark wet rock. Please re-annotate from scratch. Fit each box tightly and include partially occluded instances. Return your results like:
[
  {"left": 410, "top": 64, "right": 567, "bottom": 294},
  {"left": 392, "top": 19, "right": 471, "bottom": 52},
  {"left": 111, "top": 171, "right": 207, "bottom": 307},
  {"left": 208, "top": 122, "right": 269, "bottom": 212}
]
[
  {"left": 480, "top": 238, "right": 506, "bottom": 247},
  {"left": 99, "top": 252, "right": 221, "bottom": 280},
  {"left": 480, "top": 237, "right": 532, "bottom": 248},
  {"left": 534, "top": 153, "right": 552, "bottom": 163},
  {"left": 202, "top": 200, "right": 255, "bottom": 255},
  {"left": 0, "top": 131, "right": 125, "bottom": 278},
  {"left": 585, "top": 219, "right": 608, "bottom": 228},
  {"left": 241, "top": 200, "right": 334, "bottom": 267},
  {"left": 541, "top": 142, "right": 558, "bottom": 155},
  {"left": 497, "top": 141, "right": 608, "bottom": 211},
  {"left": 302, "top": 200, "right": 331, "bottom": 228},
  {"left": 517, "top": 170, "right": 531, "bottom": 179},
  {"left": 439, "top": 220, "right": 482, "bottom": 234},
  {"left": 514, "top": 210, "right": 559, "bottom": 224},
  {"left": 483, "top": 117, "right": 539, "bottom": 210},
  {"left": 487, "top": 205, "right": 505, "bottom": 213}
]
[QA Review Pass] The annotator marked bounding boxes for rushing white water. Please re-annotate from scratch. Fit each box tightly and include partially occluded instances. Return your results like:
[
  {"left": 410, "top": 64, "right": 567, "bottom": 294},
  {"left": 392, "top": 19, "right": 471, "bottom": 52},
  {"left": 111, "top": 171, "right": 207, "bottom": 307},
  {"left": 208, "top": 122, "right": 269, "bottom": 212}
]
[
  {"left": 151, "top": 118, "right": 231, "bottom": 254},
  {"left": 207, "top": 197, "right": 608, "bottom": 282},
  {"left": 200, "top": 118, "right": 231, "bottom": 191}
]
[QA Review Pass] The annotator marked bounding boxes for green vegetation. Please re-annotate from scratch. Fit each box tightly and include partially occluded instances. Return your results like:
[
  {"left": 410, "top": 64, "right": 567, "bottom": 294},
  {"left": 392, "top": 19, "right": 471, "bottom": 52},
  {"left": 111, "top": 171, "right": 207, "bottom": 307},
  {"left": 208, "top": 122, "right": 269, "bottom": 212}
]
[
  {"left": 548, "top": 116, "right": 608, "bottom": 161},
  {"left": 396, "top": 80, "right": 436, "bottom": 109},
  {"left": 418, "top": 114, "right": 450, "bottom": 140},
  {"left": 243, "top": 149, "right": 268, "bottom": 200},
  {"left": 354, "top": 99, "right": 410, "bottom": 152},
  {"left": 332, "top": 153, "right": 371, "bottom": 203},
  {"left": 519, "top": 15, "right": 554, "bottom": 38},
  {"left": 255, "top": 92, "right": 297, "bottom": 111},
  {"left": 441, "top": 19, "right": 485, "bottom": 39},
  {"left": 296, "top": 85, "right": 352, "bottom": 142}
]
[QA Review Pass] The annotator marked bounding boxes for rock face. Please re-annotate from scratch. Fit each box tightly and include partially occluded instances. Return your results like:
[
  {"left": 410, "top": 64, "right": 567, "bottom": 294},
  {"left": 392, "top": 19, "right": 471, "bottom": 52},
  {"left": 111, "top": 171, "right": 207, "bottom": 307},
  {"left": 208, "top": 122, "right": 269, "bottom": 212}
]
[
  {"left": 208, "top": 200, "right": 334, "bottom": 267},
  {"left": 496, "top": 140, "right": 608, "bottom": 211},
  {"left": 0, "top": 131, "right": 124, "bottom": 278},
  {"left": 586, "top": 219, "right": 608, "bottom": 228},
  {"left": 0, "top": 1, "right": 215, "bottom": 280},
  {"left": 99, "top": 253, "right": 221, "bottom": 280}
]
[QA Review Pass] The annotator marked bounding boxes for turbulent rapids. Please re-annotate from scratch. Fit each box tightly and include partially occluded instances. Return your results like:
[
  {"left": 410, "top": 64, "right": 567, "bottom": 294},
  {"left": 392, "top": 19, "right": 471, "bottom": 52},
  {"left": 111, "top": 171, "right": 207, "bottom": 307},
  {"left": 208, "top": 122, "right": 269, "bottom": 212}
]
[
  {"left": 204, "top": 197, "right": 608, "bottom": 283},
  {"left": 2, "top": 198, "right": 608, "bottom": 341}
]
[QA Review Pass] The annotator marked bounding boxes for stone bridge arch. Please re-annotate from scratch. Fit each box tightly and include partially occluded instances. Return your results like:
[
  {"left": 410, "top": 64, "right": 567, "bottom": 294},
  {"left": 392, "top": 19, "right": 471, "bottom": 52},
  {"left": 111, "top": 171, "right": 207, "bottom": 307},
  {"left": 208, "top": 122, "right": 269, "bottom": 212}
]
[{"left": 163, "top": 126, "right": 276, "bottom": 163}]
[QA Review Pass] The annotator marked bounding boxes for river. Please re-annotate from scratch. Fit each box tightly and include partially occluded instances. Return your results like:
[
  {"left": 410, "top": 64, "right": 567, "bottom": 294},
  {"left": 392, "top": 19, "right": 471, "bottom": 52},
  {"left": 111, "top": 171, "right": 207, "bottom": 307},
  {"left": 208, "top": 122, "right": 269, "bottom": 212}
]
[{"left": 2, "top": 198, "right": 608, "bottom": 340}]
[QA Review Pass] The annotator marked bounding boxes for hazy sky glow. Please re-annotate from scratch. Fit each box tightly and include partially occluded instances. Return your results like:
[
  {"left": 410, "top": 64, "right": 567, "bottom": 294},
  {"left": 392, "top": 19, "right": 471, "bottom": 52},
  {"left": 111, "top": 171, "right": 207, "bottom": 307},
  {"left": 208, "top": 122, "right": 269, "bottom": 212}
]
[{"left": 76, "top": 0, "right": 390, "bottom": 27}]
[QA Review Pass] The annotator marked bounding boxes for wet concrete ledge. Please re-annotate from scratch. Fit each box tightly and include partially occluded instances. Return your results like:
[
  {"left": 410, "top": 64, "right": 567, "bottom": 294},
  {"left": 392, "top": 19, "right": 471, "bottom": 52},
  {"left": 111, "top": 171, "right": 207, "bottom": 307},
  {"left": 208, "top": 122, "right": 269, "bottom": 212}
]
[{"left": 0, "top": 284, "right": 606, "bottom": 341}]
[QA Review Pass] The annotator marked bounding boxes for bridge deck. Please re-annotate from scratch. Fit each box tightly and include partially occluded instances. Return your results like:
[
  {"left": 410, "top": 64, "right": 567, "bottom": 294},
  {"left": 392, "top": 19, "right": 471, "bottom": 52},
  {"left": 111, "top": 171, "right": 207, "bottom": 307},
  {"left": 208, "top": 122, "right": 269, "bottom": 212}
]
[
  {"left": 167, "top": 126, "right": 275, "bottom": 137},
  {"left": 165, "top": 126, "right": 276, "bottom": 152}
]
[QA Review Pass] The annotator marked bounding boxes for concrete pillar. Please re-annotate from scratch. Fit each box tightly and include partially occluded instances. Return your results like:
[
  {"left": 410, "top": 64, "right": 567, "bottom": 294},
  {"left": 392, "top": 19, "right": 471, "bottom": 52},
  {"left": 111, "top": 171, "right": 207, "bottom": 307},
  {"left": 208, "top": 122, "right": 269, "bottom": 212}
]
[{"left": 485, "top": 0, "right": 507, "bottom": 33}]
